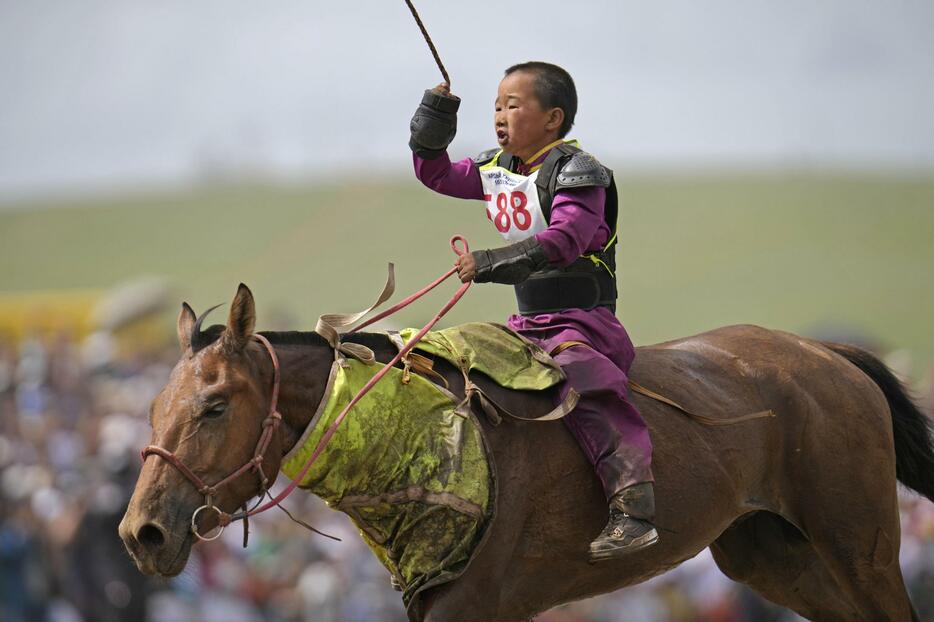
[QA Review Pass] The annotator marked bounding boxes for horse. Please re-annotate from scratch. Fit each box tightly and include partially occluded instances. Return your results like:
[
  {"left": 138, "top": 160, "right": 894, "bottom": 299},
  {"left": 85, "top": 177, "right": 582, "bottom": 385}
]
[{"left": 119, "top": 284, "right": 934, "bottom": 621}]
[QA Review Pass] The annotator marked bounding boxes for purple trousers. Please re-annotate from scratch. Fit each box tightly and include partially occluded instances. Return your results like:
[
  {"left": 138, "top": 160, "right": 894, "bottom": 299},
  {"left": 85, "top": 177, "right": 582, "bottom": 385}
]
[{"left": 508, "top": 307, "right": 654, "bottom": 500}]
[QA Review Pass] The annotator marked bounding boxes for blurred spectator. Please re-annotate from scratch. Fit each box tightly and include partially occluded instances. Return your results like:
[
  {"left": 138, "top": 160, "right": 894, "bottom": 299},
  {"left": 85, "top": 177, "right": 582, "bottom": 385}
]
[{"left": 0, "top": 329, "right": 930, "bottom": 621}]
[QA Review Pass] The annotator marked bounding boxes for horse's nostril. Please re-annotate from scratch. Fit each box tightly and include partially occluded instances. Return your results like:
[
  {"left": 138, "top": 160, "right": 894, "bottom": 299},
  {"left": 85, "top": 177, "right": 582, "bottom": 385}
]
[{"left": 137, "top": 523, "right": 167, "bottom": 551}]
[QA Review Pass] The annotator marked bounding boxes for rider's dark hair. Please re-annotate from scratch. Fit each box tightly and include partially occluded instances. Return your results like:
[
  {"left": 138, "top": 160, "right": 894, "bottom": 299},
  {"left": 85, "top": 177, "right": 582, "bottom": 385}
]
[{"left": 504, "top": 61, "right": 577, "bottom": 138}]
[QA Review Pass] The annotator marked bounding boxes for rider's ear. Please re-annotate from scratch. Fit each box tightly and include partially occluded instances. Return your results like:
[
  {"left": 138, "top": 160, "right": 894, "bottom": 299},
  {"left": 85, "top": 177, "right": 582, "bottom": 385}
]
[
  {"left": 545, "top": 107, "right": 564, "bottom": 133},
  {"left": 222, "top": 283, "right": 256, "bottom": 352},
  {"left": 177, "top": 302, "right": 196, "bottom": 353}
]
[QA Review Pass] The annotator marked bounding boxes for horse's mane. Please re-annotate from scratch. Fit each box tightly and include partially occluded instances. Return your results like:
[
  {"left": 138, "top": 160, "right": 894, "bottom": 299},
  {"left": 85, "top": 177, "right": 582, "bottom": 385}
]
[
  {"left": 260, "top": 330, "right": 391, "bottom": 352},
  {"left": 191, "top": 324, "right": 390, "bottom": 353}
]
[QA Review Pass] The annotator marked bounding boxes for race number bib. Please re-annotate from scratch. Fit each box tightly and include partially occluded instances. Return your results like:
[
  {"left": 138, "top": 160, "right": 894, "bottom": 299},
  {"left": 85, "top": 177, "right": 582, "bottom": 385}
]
[{"left": 478, "top": 162, "right": 547, "bottom": 243}]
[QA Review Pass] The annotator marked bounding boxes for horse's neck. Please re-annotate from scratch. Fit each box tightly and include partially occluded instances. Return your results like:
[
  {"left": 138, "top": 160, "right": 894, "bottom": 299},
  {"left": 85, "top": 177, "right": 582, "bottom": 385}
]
[
  {"left": 269, "top": 334, "right": 399, "bottom": 458},
  {"left": 271, "top": 343, "right": 335, "bottom": 456}
]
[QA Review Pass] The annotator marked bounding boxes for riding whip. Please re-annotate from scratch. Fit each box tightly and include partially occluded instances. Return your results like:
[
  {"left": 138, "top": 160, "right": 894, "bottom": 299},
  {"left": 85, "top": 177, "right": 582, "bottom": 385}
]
[{"left": 404, "top": 0, "right": 451, "bottom": 87}]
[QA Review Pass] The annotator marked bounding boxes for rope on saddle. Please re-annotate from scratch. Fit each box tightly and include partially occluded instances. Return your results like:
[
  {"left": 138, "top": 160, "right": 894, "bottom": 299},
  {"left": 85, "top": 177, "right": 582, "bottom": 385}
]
[
  {"left": 403, "top": 0, "right": 451, "bottom": 87},
  {"left": 550, "top": 341, "right": 775, "bottom": 427}
]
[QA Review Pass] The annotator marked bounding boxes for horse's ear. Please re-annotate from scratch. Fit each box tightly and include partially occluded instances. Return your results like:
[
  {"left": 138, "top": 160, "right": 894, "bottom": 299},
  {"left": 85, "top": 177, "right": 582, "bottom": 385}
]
[
  {"left": 222, "top": 283, "right": 256, "bottom": 352},
  {"left": 177, "top": 302, "right": 196, "bottom": 353}
]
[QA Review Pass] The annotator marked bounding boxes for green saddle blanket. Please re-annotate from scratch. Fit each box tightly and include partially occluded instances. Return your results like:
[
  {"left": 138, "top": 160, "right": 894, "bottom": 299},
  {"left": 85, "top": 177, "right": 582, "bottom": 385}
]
[
  {"left": 279, "top": 322, "right": 572, "bottom": 617},
  {"left": 280, "top": 357, "right": 492, "bottom": 613},
  {"left": 397, "top": 322, "right": 577, "bottom": 423},
  {"left": 398, "top": 322, "right": 565, "bottom": 391}
]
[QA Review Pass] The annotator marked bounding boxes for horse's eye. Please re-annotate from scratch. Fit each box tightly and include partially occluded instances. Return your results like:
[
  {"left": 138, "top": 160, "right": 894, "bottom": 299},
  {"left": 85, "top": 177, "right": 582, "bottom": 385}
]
[{"left": 204, "top": 404, "right": 227, "bottom": 419}]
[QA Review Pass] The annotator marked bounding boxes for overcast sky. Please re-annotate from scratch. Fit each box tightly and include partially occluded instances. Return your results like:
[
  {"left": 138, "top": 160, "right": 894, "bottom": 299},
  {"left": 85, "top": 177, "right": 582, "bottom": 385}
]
[{"left": 2, "top": 1, "right": 933, "bottom": 200}]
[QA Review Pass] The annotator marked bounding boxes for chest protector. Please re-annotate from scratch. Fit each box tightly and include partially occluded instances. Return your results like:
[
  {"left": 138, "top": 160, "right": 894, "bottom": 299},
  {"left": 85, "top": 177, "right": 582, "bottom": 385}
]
[{"left": 474, "top": 140, "right": 619, "bottom": 315}]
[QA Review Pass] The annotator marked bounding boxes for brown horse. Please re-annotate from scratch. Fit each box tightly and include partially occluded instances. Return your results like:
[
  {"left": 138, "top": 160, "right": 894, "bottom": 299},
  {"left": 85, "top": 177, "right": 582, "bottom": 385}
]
[{"left": 119, "top": 285, "right": 934, "bottom": 621}]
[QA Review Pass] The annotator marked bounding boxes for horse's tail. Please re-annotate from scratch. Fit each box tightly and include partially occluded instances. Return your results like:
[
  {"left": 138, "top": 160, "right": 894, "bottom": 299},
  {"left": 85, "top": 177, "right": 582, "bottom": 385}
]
[{"left": 823, "top": 341, "right": 934, "bottom": 502}]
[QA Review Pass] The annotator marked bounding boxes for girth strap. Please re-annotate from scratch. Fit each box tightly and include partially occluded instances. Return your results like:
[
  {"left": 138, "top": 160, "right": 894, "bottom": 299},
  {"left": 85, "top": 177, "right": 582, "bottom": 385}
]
[
  {"left": 549, "top": 341, "right": 776, "bottom": 427},
  {"left": 627, "top": 381, "right": 775, "bottom": 426}
]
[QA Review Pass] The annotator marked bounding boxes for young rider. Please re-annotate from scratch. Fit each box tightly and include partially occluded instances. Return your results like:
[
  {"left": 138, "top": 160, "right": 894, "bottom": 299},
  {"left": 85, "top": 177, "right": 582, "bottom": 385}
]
[{"left": 408, "top": 62, "right": 657, "bottom": 560}]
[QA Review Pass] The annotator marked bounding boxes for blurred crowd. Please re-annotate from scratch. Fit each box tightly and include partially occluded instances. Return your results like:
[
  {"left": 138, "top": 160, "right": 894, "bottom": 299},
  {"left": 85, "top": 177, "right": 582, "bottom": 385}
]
[{"left": 0, "top": 329, "right": 932, "bottom": 622}]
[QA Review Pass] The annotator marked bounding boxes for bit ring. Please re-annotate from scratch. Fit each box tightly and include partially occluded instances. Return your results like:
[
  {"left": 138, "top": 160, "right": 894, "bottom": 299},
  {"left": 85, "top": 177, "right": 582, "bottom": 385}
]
[{"left": 191, "top": 505, "right": 226, "bottom": 542}]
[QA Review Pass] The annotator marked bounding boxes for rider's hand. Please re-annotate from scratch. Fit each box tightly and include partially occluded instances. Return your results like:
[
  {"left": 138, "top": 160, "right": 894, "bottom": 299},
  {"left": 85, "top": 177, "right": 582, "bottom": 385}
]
[
  {"left": 409, "top": 84, "right": 461, "bottom": 158},
  {"left": 431, "top": 83, "right": 454, "bottom": 98},
  {"left": 455, "top": 253, "right": 477, "bottom": 283}
]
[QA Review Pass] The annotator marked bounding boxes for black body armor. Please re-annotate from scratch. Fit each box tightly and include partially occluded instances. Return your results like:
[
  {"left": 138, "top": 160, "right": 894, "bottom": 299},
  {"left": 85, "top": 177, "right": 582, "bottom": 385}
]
[{"left": 474, "top": 143, "right": 619, "bottom": 315}]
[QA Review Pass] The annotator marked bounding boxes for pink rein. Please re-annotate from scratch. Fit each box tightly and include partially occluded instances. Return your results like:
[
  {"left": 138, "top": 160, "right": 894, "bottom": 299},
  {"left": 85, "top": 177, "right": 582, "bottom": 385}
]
[{"left": 228, "top": 236, "right": 472, "bottom": 523}]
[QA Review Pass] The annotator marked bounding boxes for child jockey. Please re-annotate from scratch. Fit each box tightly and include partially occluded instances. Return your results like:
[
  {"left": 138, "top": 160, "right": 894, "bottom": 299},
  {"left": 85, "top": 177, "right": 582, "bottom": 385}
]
[{"left": 408, "top": 61, "right": 656, "bottom": 560}]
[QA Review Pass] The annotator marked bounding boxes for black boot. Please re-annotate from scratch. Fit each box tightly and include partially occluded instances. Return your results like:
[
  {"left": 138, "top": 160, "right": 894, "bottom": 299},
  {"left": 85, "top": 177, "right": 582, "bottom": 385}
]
[{"left": 589, "top": 483, "right": 658, "bottom": 561}]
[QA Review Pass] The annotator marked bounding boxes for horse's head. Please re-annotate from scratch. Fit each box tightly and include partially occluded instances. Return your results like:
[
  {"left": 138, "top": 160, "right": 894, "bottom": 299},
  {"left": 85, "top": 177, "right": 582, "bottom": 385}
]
[{"left": 118, "top": 284, "right": 283, "bottom": 576}]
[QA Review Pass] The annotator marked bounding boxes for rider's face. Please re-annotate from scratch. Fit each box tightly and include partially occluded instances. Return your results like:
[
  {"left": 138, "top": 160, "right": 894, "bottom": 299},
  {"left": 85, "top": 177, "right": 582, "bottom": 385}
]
[{"left": 494, "top": 71, "right": 563, "bottom": 163}]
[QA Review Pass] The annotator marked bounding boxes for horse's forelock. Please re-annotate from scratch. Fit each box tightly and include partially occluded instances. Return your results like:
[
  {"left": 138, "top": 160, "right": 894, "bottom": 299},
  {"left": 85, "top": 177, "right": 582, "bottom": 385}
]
[{"left": 190, "top": 303, "right": 224, "bottom": 352}]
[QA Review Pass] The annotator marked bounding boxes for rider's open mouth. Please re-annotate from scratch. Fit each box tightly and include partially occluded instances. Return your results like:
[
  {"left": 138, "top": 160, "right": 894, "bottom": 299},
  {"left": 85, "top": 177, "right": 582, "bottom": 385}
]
[{"left": 497, "top": 130, "right": 508, "bottom": 144}]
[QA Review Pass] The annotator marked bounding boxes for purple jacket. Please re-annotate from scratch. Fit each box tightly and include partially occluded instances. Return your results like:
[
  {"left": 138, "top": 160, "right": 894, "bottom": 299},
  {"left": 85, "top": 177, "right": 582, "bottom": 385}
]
[{"left": 413, "top": 148, "right": 635, "bottom": 372}]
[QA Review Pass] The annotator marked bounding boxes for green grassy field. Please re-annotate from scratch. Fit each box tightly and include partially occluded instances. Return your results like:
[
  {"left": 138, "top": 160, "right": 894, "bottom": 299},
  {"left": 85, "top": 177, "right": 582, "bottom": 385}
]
[{"left": 2, "top": 173, "right": 933, "bottom": 373}]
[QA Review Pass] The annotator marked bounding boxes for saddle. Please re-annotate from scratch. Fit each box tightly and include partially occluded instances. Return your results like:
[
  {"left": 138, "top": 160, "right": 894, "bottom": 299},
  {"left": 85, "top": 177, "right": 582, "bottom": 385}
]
[
  {"left": 388, "top": 322, "right": 579, "bottom": 425},
  {"left": 389, "top": 323, "right": 775, "bottom": 428}
]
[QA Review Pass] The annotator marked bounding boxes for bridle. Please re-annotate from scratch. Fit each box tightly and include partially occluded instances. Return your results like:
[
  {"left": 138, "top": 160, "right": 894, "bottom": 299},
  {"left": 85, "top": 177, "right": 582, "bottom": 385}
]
[
  {"left": 140, "top": 333, "right": 283, "bottom": 544},
  {"left": 140, "top": 236, "right": 472, "bottom": 546}
]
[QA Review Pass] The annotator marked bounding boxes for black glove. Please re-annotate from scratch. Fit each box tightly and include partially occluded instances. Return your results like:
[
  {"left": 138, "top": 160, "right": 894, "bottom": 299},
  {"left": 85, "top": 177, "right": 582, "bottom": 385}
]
[
  {"left": 409, "top": 89, "right": 460, "bottom": 160},
  {"left": 473, "top": 238, "right": 551, "bottom": 285}
]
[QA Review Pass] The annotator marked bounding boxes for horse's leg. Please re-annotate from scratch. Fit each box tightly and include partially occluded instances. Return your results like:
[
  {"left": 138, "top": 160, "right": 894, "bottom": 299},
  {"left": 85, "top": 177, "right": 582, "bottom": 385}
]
[
  {"left": 791, "top": 408, "right": 919, "bottom": 621},
  {"left": 419, "top": 581, "right": 514, "bottom": 622},
  {"left": 712, "top": 498, "right": 919, "bottom": 622},
  {"left": 710, "top": 511, "right": 860, "bottom": 621},
  {"left": 805, "top": 516, "right": 918, "bottom": 621}
]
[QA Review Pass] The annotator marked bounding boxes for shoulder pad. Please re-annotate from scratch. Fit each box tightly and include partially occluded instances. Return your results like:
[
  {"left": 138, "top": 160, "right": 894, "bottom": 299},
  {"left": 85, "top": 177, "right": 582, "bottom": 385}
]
[
  {"left": 555, "top": 152, "right": 611, "bottom": 189},
  {"left": 472, "top": 148, "right": 501, "bottom": 166}
]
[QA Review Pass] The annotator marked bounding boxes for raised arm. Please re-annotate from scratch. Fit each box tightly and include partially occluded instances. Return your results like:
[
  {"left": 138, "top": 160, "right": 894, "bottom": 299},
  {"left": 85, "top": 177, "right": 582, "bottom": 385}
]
[
  {"left": 409, "top": 85, "right": 484, "bottom": 200},
  {"left": 413, "top": 152, "right": 484, "bottom": 200}
]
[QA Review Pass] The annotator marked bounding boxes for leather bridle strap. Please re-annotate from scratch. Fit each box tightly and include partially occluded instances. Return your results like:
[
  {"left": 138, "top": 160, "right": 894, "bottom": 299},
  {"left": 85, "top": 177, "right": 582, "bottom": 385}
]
[
  {"left": 140, "top": 333, "right": 283, "bottom": 545},
  {"left": 141, "top": 236, "right": 473, "bottom": 547}
]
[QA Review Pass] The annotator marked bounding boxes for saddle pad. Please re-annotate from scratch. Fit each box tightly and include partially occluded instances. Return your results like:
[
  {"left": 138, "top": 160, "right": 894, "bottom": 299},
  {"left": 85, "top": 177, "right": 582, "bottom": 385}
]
[
  {"left": 280, "top": 358, "right": 493, "bottom": 610},
  {"left": 398, "top": 322, "right": 565, "bottom": 391}
]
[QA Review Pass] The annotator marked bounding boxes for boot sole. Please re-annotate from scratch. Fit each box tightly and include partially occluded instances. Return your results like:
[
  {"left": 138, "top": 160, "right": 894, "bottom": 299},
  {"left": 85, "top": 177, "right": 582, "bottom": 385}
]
[{"left": 588, "top": 528, "right": 659, "bottom": 562}]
